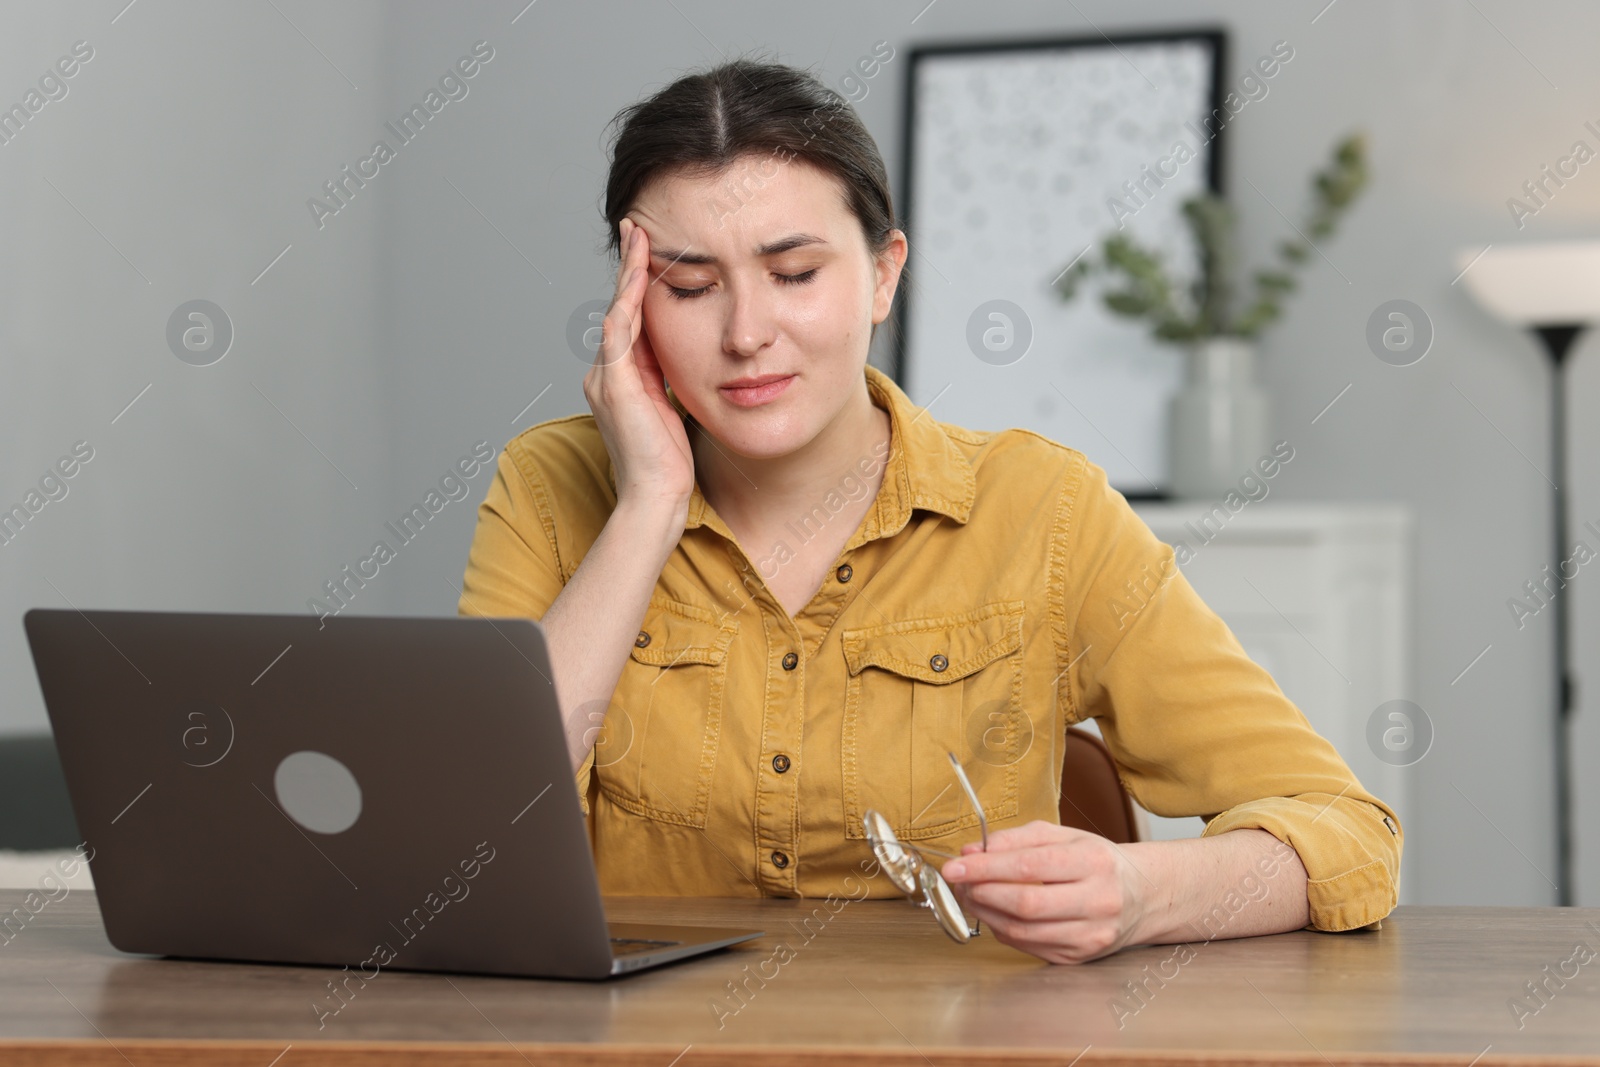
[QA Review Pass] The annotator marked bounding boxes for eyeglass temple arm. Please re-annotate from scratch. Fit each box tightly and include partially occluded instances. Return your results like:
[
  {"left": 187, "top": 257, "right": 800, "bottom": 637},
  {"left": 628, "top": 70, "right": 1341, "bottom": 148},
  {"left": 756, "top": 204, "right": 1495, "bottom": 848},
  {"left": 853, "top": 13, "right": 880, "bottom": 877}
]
[{"left": 947, "top": 751, "right": 988, "bottom": 851}]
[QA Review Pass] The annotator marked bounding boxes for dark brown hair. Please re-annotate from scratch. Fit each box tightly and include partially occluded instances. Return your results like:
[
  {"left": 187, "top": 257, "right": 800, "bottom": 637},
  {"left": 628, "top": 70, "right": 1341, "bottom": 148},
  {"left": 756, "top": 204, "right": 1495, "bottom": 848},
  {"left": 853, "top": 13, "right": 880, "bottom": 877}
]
[{"left": 602, "top": 56, "right": 899, "bottom": 270}]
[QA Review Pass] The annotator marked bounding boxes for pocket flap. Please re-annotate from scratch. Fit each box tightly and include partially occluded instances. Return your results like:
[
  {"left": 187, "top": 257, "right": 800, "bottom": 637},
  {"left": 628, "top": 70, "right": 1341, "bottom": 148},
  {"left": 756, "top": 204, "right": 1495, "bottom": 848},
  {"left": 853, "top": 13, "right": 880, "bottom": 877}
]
[
  {"left": 842, "top": 600, "right": 1023, "bottom": 683},
  {"left": 629, "top": 599, "right": 737, "bottom": 668}
]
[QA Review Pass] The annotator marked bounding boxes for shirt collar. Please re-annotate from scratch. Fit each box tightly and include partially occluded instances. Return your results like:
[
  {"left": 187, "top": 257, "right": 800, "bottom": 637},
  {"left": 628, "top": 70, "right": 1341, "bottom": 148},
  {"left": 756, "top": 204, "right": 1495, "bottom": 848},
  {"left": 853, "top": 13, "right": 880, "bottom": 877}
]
[{"left": 606, "top": 363, "right": 975, "bottom": 539}]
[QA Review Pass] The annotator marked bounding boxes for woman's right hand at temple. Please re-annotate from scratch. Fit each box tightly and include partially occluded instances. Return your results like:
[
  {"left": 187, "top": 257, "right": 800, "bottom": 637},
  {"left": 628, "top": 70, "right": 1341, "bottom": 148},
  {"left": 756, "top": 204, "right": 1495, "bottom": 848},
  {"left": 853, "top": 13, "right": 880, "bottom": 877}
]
[{"left": 583, "top": 216, "right": 696, "bottom": 513}]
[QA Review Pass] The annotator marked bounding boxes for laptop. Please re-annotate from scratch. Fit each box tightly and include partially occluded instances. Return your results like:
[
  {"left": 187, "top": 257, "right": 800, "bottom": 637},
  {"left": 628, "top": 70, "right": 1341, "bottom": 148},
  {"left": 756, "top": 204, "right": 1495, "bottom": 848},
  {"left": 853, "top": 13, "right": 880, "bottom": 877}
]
[{"left": 23, "top": 607, "right": 762, "bottom": 979}]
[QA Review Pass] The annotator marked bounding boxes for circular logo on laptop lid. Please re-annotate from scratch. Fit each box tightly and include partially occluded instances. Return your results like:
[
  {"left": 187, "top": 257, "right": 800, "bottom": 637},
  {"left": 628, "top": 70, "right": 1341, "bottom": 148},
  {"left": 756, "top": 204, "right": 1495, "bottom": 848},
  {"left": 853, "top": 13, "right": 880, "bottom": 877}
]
[{"left": 274, "top": 751, "right": 363, "bottom": 834}]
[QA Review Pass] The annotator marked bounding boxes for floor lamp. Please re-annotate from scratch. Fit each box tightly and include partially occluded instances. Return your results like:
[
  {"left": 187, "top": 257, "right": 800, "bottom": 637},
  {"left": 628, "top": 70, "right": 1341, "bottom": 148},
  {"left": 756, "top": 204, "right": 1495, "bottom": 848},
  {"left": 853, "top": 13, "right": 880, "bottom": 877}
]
[{"left": 1458, "top": 240, "right": 1600, "bottom": 907}]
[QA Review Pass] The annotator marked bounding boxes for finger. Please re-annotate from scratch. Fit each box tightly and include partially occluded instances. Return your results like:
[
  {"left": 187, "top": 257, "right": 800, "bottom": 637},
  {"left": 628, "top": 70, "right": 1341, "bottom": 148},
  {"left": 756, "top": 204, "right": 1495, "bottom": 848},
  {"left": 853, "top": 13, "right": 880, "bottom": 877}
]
[
  {"left": 631, "top": 223, "right": 654, "bottom": 287},
  {"left": 949, "top": 821, "right": 1095, "bottom": 865},
  {"left": 963, "top": 877, "right": 1105, "bottom": 924},
  {"left": 632, "top": 315, "right": 668, "bottom": 398},
  {"left": 983, "top": 820, "right": 1085, "bottom": 853},
  {"left": 600, "top": 230, "right": 631, "bottom": 375},
  {"left": 941, "top": 841, "right": 1095, "bottom": 885},
  {"left": 612, "top": 236, "right": 640, "bottom": 308},
  {"left": 623, "top": 224, "right": 653, "bottom": 305},
  {"left": 963, "top": 894, "right": 1112, "bottom": 944},
  {"left": 962, "top": 902, "right": 1111, "bottom": 963},
  {"left": 598, "top": 267, "right": 647, "bottom": 372},
  {"left": 612, "top": 220, "right": 649, "bottom": 307},
  {"left": 964, "top": 897, "right": 1045, "bottom": 939},
  {"left": 608, "top": 219, "right": 651, "bottom": 316},
  {"left": 615, "top": 218, "right": 634, "bottom": 289},
  {"left": 623, "top": 216, "right": 640, "bottom": 262}
]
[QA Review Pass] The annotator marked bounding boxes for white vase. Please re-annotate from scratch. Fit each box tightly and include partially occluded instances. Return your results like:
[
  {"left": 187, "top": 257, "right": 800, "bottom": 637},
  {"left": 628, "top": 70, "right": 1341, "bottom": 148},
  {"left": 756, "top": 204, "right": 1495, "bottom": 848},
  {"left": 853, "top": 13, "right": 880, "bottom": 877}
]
[{"left": 1167, "top": 337, "right": 1271, "bottom": 500}]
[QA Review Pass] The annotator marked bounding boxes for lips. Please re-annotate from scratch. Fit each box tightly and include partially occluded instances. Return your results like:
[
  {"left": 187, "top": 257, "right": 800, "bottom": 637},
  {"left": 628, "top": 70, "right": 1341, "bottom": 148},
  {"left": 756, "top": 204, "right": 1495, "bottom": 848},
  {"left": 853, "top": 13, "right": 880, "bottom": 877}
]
[
  {"left": 718, "top": 373, "right": 795, "bottom": 408},
  {"left": 721, "top": 373, "right": 794, "bottom": 389}
]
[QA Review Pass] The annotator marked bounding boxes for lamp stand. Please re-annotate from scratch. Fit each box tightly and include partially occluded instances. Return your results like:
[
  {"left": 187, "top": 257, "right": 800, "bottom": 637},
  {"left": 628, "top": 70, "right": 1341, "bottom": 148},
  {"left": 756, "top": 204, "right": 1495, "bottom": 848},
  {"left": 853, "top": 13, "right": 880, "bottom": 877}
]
[{"left": 1534, "top": 323, "right": 1582, "bottom": 907}]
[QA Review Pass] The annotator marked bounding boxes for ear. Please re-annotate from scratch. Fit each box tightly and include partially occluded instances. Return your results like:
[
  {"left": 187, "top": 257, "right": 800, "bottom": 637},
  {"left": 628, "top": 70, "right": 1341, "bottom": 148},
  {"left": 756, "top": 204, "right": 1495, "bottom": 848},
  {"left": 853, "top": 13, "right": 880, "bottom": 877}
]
[{"left": 871, "top": 229, "right": 909, "bottom": 325}]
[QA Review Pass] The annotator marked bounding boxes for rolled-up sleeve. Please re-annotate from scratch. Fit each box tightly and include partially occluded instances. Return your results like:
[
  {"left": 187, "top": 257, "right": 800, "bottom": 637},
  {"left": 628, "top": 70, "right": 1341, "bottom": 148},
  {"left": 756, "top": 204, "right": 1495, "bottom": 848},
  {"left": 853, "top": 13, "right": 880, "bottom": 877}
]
[
  {"left": 1062, "top": 457, "right": 1402, "bottom": 932},
  {"left": 457, "top": 439, "right": 597, "bottom": 815}
]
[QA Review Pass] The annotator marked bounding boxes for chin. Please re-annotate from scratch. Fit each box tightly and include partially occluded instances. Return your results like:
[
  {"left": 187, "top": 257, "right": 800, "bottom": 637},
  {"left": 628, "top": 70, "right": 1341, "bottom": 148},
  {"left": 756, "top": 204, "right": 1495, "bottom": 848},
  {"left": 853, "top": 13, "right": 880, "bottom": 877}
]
[
  {"left": 707, "top": 417, "right": 815, "bottom": 460},
  {"left": 685, "top": 399, "right": 813, "bottom": 459}
]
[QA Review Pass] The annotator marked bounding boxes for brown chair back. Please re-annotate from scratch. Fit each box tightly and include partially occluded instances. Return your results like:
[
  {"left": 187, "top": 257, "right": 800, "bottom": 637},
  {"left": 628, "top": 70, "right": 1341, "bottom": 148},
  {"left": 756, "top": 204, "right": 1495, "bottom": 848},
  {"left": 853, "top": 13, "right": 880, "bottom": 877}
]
[{"left": 1058, "top": 725, "right": 1141, "bottom": 843}]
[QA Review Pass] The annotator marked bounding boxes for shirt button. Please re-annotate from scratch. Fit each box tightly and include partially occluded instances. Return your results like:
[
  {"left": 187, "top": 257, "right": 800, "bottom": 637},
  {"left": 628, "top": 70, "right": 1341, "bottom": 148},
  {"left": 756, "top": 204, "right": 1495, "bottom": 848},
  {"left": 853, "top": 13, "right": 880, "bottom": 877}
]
[
  {"left": 836, "top": 563, "right": 853, "bottom": 583},
  {"left": 782, "top": 651, "right": 798, "bottom": 670},
  {"left": 770, "top": 850, "right": 790, "bottom": 869},
  {"left": 771, "top": 753, "right": 791, "bottom": 774},
  {"left": 930, "top": 653, "right": 949, "bottom": 672},
  {"left": 635, "top": 631, "right": 651, "bottom": 648}
]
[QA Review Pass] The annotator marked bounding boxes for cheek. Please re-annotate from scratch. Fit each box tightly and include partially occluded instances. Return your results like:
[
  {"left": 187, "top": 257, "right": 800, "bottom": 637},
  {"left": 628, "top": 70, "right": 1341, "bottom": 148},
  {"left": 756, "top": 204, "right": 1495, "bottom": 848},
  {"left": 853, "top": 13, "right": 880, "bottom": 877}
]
[
  {"left": 790, "top": 272, "right": 869, "bottom": 343},
  {"left": 642, "top": 293, "right": 706, "bottom": 366}
]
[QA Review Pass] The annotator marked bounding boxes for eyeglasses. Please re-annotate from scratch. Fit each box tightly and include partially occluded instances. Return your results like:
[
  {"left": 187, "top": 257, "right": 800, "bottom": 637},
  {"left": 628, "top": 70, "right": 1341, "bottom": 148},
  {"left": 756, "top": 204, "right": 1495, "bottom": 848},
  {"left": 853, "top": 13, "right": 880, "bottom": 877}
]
[{"left": 862, "top": 751, "right": 988, "bottom": 943}]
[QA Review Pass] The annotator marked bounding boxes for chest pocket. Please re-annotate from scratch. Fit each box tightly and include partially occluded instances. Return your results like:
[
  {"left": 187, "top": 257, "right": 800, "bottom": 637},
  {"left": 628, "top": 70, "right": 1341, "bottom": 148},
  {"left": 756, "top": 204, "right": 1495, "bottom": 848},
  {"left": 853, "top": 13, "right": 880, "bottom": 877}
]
[
  {"left": 841, "top": 600, "right": 1026, "bottom": 842},
  {"left": 595, "top": 598, "right": 737, "bottom": 829}
]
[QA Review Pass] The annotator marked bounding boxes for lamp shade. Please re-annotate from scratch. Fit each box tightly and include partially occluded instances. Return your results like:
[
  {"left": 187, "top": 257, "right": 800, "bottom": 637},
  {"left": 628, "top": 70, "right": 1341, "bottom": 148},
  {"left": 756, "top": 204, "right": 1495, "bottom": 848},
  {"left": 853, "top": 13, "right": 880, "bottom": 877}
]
[{"left": 1456, "top": 241, "right": 1600, "bottom": 326}]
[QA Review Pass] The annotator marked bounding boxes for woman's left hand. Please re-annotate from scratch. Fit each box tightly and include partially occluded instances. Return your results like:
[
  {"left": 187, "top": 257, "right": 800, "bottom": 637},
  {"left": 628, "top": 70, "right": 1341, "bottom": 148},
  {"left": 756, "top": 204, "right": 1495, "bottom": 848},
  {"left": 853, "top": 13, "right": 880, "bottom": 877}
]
[{"left": 939, "top": 820, "right": 1154, "bottom": 964}]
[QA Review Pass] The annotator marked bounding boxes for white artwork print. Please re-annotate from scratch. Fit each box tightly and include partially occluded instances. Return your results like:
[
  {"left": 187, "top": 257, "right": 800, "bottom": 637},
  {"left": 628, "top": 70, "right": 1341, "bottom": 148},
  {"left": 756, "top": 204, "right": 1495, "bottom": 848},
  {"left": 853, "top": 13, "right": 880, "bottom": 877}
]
[{"left": 901, "top": 39, "right": 1217, "bottom": 494}]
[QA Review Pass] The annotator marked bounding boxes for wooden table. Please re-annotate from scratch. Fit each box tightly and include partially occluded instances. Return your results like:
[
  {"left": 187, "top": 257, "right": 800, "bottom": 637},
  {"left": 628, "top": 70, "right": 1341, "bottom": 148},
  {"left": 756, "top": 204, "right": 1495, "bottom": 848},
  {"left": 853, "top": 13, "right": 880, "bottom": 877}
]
[{"left": 2, "top": 891, "right": 1598, "bottom": 1065}]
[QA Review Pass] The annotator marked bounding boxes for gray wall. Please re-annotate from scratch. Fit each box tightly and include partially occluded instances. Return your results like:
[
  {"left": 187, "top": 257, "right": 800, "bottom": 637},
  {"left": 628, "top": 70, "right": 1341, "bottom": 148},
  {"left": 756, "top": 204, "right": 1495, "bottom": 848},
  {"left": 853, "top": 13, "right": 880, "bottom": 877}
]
[
  {"left": 3, "top": 0, "right": 1596, "bottom": 909},
  {"left": 1, "top": 7, "right": 390, "bottom": 677}
]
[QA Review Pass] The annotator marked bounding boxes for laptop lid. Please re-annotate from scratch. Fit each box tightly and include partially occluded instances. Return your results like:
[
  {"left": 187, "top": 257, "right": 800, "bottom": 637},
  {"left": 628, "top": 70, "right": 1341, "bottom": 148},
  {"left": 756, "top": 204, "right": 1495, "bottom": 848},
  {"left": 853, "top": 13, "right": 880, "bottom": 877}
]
[{"left": 23, "top": 608, "right": 752, "bottom": 981}]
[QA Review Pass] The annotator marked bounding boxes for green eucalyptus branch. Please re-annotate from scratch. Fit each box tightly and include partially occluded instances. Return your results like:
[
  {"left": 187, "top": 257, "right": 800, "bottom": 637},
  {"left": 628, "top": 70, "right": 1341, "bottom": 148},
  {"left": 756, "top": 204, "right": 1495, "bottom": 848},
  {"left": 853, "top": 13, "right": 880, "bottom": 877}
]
[{"left": 1053, "top": 132, "right": 1369, "bottom": 344}]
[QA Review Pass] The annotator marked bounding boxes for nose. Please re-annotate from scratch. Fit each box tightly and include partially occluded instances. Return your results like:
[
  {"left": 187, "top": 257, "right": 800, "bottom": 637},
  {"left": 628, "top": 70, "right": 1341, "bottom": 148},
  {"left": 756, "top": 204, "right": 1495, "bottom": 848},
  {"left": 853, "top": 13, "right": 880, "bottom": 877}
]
[{"left": 720, "top": 276, "right": 778, "bottom": 360}]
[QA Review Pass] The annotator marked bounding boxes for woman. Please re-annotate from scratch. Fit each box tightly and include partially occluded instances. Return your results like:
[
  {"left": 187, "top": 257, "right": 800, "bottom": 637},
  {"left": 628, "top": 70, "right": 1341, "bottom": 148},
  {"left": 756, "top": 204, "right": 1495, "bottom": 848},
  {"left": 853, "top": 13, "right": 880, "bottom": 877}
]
[{"left": 458, "top": 58, "right": 1401, "bottom": 965}]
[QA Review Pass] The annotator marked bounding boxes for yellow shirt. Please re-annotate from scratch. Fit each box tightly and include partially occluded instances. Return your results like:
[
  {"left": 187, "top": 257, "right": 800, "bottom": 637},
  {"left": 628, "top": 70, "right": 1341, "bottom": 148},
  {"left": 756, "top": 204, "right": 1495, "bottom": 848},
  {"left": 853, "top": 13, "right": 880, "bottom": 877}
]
[{"left": 457, "top": 363, "right": 1401, "bottom": 932}]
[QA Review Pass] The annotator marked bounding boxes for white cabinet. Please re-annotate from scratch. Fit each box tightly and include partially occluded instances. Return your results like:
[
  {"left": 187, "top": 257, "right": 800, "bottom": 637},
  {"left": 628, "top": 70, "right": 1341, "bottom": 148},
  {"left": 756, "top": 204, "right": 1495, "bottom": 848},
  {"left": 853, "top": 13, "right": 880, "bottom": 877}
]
[{"left": 1109, "top": 501, "right": 1415, "bottom": 903}]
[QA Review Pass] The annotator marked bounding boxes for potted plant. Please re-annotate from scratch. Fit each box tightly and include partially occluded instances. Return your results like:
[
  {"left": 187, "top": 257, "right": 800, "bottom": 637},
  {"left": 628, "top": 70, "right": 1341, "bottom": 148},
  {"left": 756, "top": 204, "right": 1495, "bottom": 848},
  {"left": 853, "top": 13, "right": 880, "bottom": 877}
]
[{"left": 1053, "top": 133, "right": 1369, "bottom": 499}]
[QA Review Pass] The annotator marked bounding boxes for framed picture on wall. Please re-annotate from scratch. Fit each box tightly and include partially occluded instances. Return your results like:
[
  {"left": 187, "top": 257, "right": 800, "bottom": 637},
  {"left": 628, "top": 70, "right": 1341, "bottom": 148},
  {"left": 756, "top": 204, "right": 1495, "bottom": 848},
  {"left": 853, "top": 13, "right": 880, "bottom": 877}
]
[{"left": 894, "top": 28, "right": 1226, "bottom": 498}]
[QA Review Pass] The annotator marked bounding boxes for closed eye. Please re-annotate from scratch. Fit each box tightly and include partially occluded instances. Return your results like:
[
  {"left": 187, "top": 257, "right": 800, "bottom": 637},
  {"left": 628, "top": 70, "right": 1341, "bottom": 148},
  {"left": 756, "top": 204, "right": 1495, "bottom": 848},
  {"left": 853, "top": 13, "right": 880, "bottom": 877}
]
[{"left": 664, "top": 268, "right": 820, "bottom": 300}]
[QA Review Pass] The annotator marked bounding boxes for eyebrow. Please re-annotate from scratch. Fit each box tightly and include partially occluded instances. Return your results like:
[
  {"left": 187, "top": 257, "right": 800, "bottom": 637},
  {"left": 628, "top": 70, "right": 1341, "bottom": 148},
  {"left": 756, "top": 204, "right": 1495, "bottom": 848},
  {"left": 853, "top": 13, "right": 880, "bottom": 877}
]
[{"left": 649, "top": 233, "right": 828, "bottom": 266}]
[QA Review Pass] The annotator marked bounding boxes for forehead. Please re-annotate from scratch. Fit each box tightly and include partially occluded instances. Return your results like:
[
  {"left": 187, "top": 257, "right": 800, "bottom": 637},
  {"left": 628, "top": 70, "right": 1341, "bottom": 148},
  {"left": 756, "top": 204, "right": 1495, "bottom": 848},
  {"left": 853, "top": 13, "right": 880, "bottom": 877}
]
[{"left": 630, "top": 153, "right": 857, "bottom": 254}]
